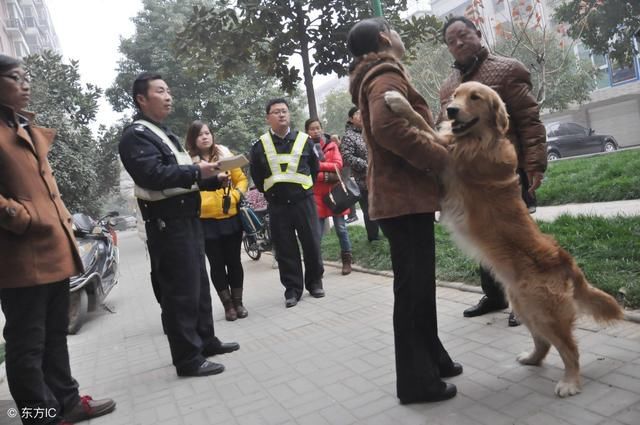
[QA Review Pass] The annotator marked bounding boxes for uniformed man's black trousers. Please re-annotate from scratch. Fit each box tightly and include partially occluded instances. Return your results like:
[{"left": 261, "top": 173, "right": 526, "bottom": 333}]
[
  {"left": 145, "top": 216, "right": 220, "bottom": 373},
  {"left": 268, "top": 195, "right": 324, "bottom": 300}
]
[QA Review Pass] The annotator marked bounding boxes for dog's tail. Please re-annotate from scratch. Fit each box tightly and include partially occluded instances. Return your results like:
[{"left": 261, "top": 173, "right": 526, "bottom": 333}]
[{"left": 566, "top": 252, "right": 623, "bottom": 323}]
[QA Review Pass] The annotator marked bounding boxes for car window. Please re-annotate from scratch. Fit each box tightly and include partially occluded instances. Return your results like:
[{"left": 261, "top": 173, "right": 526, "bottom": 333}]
[
  {"left": 565, "top": 123, "right": 587, "bottom": 135},
  {"left": 556, "top": 124, "right": 571, "bottom": 136},
  {"left": 545, "top": 123, "right": 559, "bottom": 137}
]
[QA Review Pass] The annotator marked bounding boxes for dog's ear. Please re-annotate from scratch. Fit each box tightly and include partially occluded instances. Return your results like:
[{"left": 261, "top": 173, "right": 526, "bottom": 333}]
[{"left": 492, "top": 95, "right": 509, "bottom": 135}]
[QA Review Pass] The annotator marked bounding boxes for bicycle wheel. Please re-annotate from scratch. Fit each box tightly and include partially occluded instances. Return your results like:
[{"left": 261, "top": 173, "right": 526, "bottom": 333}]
[{"left": 243, "top": 233, "right": 261, "bottom": 260}]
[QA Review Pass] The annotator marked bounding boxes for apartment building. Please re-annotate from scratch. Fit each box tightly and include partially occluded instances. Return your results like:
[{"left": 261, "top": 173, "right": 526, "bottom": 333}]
[
  {"left": 0, "top": 0, "right": 60, "bottom": 57},
  {"left": 431, "top": 0, "right": 640, "bottom": 147}
]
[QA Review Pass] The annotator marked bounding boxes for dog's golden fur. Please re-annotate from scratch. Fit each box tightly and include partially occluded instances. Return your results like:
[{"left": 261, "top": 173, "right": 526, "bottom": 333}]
[{"left": 384, "top": 82, "right": 623, "bottom": 397}]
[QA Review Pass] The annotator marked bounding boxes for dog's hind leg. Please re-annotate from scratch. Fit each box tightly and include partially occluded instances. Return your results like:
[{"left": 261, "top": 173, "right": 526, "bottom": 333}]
[
  {"left": 517, "top": 333, "right": 551, "bottom": 366},
  {"left": 533, "top": 321, "right": 581, "bottom": 397}
]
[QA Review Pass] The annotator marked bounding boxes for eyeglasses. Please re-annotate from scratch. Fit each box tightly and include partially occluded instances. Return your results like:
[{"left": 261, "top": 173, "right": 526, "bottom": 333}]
[
  {"left": 1, "top": 74, "right": 30, "bottom": 85},
  {"left": 269, "top": 109, "right": 289, "bottom": 116}
]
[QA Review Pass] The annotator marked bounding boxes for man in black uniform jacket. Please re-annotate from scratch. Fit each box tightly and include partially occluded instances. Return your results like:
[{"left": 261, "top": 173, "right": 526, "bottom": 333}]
[
  {"left": 250, "top": 98, "right": 324, "bottom": 308},
  {"left": 119, "top": 72, "right": 239, "bottom": 377}
]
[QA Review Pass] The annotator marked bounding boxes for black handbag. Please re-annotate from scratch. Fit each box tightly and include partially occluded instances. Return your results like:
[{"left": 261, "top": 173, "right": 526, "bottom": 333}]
[{"left": 322, "top": 165, "right": 361, "bottom": 214}]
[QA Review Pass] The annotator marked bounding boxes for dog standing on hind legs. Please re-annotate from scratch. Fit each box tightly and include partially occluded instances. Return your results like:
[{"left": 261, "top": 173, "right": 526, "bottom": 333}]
[{"left": 384, "top": 82, "right": 624, "bottom": 397}]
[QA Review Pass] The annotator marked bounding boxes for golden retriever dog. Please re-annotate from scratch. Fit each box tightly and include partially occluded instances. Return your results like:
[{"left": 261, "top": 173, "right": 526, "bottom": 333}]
[{"left": 384, "top": 82, "right": 623, "bottom": 397}]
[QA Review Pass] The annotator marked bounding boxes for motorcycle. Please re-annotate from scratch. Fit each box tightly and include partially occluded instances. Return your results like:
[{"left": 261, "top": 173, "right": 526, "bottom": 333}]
[
  {"left": 242, "top": 211, "right": 272, "bottom": 261},
  {"left": 68, "top": 211, "right": 120, "bottom": 334}
]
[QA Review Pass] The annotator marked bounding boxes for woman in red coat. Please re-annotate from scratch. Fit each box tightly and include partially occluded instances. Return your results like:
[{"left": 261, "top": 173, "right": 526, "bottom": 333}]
[{"left": 305, "top": 118, "right": 353, "bottom": 275}]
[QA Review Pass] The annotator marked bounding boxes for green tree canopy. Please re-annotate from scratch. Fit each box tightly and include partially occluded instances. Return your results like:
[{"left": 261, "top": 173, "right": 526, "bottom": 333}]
[
  {"left": 24, "top": 51, "right": 120, "bottom": 215},
  {"left": 493, "top": 28, "right": 597, "bottom": 112},
  {"left": 175, "top": 0, "right": 441, "bottom": 118},
  {"left": 554, "top": 0, "right": 640, "bottom": 66},
  {"left": 320, "top": 88, "right": 353, "bottom": 136},
  {"left": 106, "top": 0, "right": 300, "bottom": 152}
]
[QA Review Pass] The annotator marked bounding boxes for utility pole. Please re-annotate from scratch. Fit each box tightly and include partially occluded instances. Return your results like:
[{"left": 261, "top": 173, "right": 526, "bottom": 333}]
[{"left": 371, "top": 0, "right": 383, "bottom": 17}]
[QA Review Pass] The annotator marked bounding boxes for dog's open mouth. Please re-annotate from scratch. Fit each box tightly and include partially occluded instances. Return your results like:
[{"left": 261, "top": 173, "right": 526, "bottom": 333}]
[{"left": 451, "top": 117, "right": 479, "bottom": 134}]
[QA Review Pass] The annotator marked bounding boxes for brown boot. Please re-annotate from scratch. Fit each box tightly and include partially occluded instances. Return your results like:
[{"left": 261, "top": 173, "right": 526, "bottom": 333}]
[
  {"left": 231, "top": 287, "right": 248, "bottom": 318},
  {"left": 218, "top": 289, "right": 237, "bottom": 321},
  {"left": 341, "top": 251, "right": 352, "bottom": 275}
]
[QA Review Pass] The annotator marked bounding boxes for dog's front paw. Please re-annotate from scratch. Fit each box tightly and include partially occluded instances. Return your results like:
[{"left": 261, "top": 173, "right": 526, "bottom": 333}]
[
  {"left": 554, "top": 380, "right": 581, "bottom": 397},
  {"left": 384, "top": 90, "right": 411, "bottom": 114}
]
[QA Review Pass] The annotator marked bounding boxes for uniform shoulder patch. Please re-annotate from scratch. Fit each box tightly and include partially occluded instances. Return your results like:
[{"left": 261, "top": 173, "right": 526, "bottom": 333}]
[{"left": 134, "top": 124, "right": 146, "bottom": 132}]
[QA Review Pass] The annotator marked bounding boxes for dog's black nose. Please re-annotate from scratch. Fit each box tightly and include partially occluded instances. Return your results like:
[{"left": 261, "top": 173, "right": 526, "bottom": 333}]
[{"left": 447, "top": 107, "right": 459, "bottom": 119}]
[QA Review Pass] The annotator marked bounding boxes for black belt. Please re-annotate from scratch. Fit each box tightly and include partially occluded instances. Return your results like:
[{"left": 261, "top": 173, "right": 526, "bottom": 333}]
[{"left": 138, "top": 192, "right": 200, "bottom": 220}]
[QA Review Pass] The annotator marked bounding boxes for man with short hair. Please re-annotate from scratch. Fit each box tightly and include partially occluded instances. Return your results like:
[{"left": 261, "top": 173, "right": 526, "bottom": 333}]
[
  {"left": 119, "top": 72, "right": 239, "bottom": 377},
  {"left": 249, "top": 98, "right": 324, "bottom": 308},
  {"left": 438, "top": 17, "right": 547, "bottom": 326}
]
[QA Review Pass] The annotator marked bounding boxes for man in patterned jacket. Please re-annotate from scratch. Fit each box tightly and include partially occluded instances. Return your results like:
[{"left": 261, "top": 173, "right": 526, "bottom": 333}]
[{"left": 438, "top": 16, "right": 547, "bottom": 327}]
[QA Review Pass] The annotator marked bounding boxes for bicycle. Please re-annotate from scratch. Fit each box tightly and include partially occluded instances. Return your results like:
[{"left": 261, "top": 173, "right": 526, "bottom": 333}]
[{"left": 242, "top": 211, "right": 272, "bottom": 261}]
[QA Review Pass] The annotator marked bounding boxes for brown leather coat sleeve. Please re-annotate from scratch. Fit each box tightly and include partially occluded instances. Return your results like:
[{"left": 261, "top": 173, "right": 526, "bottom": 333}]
[
  {"left": 367, "top": 72, "right": 449, "bottom": 174},
  {"left": 502, "top": 61, "right": 547, "bottom": 174}
]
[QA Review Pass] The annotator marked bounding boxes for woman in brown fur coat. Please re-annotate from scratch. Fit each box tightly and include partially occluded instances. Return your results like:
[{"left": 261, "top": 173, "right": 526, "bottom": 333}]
[{"left": 347, "top": 18, "right": 462, "bottom": 404}]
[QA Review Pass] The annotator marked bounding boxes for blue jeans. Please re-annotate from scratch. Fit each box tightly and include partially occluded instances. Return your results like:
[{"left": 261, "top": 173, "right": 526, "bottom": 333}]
[{"left": 319, "top": 215, "right": 352, "bottom": 252}]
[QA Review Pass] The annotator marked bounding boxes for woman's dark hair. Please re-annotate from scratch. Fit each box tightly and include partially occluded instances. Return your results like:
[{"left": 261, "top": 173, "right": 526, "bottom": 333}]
[
  {"left": 304, "top": 117, "right": 321, "bottom": 132},
  {"left": 348, "top": 106, "right": 359, "bottom": 119},
  {"left": 132, "top": 72, "right": 163, "bottom": 110},
  {"left": 441, "top": 16, "right": 478, "bottom": 42},
  {"left": 185, "top": 120, "right": 219, "bottom": 160},
  {"left": 265, "top": 98, "right": 289, "bottom": 114},
  {"left": 347, "top": 17, "right": 391, "bottom": 57},
  {"left": 0, "top": 54, "right": 21, "bottom": 74}
]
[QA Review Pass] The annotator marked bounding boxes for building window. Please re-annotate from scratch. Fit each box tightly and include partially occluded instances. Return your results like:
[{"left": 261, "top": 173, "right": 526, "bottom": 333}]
[{"left": 609, "top": 57, "right": 637, "bottom": 85}]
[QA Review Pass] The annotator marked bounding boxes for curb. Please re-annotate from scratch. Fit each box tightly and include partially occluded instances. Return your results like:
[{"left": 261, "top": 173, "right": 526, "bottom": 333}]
[{"left": 323, "top": 260, "right": 640, "bottom": 324}]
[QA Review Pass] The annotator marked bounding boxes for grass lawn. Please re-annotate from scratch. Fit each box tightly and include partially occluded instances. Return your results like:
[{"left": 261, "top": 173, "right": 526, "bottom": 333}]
[
  {"left": 0, "top": 343, "right": 4, "bottom": 364},
  {"left": 322, "top": 216, "right": 640, "bottom": 308},
  {"left": 537, "top": 148, "right": 640, "bottom": 206}
]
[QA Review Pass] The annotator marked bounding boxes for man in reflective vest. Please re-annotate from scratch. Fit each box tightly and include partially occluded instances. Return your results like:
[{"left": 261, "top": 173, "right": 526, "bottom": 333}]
[
  {"left": 249, "top": 98, "right": 324, "bottom": 308},
  {"left": 119, "top": 72, "right": 239, "bottom": 377}
]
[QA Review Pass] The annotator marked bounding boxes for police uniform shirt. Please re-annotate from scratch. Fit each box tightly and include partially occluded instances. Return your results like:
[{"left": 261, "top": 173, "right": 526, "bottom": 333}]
[
  {"left": 119, "top": 114, "right": 221, "bottom": 219},
  {"left": 249, "top": 129, "right": 319, "bottom": 205}
]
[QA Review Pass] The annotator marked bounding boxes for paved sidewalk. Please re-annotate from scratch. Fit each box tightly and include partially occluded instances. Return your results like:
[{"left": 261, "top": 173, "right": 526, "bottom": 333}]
[{"left": 1, "top": 231, "right": 639, "bottom": 425}]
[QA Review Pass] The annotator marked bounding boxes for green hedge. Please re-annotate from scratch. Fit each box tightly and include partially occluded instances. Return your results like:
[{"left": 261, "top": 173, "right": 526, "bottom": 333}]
[
  {"left": 322, "top": 216, "right": 640, "bottom": 308},
  {"left": 537, "top": 149, "right": 640, "bottom": 206}
]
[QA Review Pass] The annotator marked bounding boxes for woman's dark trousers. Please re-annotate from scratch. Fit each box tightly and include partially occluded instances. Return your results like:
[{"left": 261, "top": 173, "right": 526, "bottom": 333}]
[
  {"left": 0, "top": 280, "right": 80, "bottom": 424},
  {"left": 204, "top": 230, "right": 244, "bottom": 292},
  {"left": 378, "top": 213, "right": 453, "bottom": 400},
  {"left": 359, "top": 189, "right": 380, "bottom": 241}
]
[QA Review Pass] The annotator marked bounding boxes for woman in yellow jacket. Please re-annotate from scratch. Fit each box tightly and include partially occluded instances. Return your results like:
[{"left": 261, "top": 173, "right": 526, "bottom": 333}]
[{"left": 186, "top": 120, "right": 249, "bottom": 321}]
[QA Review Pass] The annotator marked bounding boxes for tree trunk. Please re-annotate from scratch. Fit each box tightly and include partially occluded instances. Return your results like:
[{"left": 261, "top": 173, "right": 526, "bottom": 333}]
[{"left": 294, "top": 2, "right": 317, "bottom": 119}]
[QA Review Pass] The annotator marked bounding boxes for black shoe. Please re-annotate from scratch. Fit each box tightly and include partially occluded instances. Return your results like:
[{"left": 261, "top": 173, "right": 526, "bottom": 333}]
[
  {"left": 440, "top": 362, "right": 463, "bottom": 378},
  {"left": 177, "top": 360, "right": 225, "bottom": 377},
  {"left": 64, "top": 395, "right": 116, "bottom": 422},
  {"left": 203, "top": 341, "right": 240, "bottom": 357},
  {"left": 508, "top": 311, "right": 521, "bottom": 327},
  {"left": 463, "top": 295, "right": 508, "bottom": 317},
  {"left": 309, "top": 288, "right": 325, "bottom": 298},
  {"left": 285, "top": 297, "right": 298, "bottom": 308},
  {"left": 399, "top": 383, "right": 457, "bottom": 405}
]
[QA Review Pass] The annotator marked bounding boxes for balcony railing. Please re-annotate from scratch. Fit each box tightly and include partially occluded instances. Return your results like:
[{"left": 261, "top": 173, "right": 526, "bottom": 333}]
[{"left": 5, "top": 18, "right": 25, "bottom": 34}]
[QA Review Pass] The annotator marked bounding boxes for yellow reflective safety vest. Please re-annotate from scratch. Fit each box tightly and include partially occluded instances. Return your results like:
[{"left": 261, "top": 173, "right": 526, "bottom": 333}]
[
  {"left": 133, "top": 119, "right": 199, "bottom": 202},
  {"left": 260, "top": 131, "right": 313, "bottom": 191}
]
